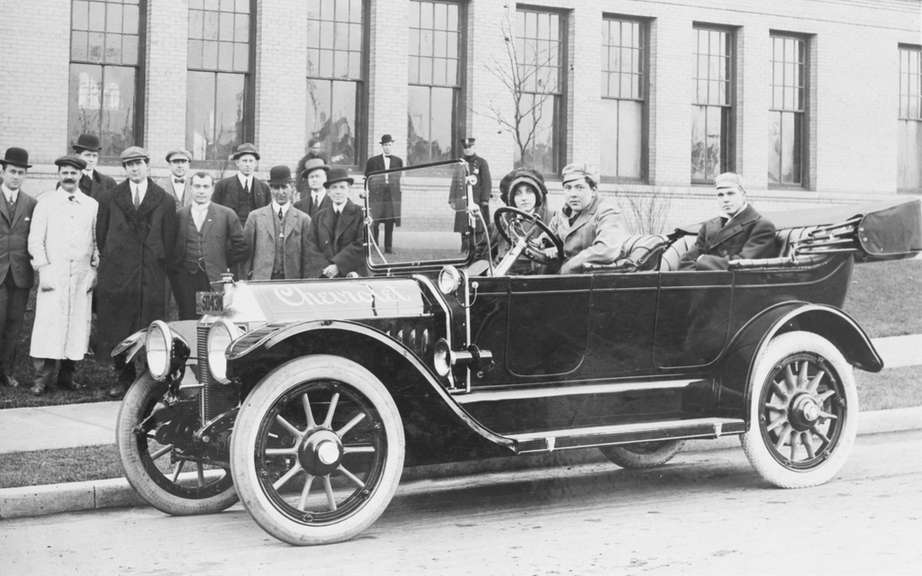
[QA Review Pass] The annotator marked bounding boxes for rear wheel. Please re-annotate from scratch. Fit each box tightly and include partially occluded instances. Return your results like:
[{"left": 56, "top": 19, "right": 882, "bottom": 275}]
[
  {"left": 231, "top": 355, "right": 405, "bottom": 546},
  {"left": 741, "top": 331, "right": 857, "bottom": 488},
  {"left": 600, "top": 440, "right": 685, "bottom": 469},
  {"left": 116, "top": 373, "right": 237, "bottom": 515}
]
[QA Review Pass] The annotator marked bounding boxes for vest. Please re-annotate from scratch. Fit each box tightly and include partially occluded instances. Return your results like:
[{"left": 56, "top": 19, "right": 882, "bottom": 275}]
[{"left": 183, "top": 216, "right": 205, "bottom": 274}]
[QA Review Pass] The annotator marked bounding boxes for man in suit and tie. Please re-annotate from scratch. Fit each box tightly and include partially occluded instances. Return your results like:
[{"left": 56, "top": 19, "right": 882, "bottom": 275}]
[
  {"left": 679, "top": 172, "right": 776, "bottom": 270},
  {"left": 243, "top": 165, "right": 312, "bottom": 280},
  {"left": 0, "top": 147, "right": 37, "bottom": 389},
  {"left": 96, "top": 146, "right": 177, "bottom": 398},
  {"left": 156, "top": 149, "right": 194, "bottom": 209},
  {"left": 72, "top": 133, "right": 117, "bottom": 201},
  {"left": 171, "top": 172, "right": 248, "bottom": 319},
  {"left": 364, "top": 134, "right": 403, "bottom": 254},
  {"left": 306, "top": 168, "right": 366, "bottom": 278},
  {"left": 293, "top": 157, "right": 332, "bottom": 219},
  {"left": 212, "top": 142, "right": 270, "bottom": 225}
]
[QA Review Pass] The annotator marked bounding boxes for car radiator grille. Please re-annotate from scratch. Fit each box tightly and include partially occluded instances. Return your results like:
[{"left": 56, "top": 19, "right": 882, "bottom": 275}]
[{"left": 196, "top": 324, "right": 220, "bottom": 423}]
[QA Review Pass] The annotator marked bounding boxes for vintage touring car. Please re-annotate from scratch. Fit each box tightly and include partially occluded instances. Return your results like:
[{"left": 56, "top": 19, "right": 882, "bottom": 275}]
[{"left": 114, "top": 161, "right": 922, "bottom": 545}]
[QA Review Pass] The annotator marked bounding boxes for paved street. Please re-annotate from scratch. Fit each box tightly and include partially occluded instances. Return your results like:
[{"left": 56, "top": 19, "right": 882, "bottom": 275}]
[{"left": 2, "top": 430, "right": 921, "bottom": 576}]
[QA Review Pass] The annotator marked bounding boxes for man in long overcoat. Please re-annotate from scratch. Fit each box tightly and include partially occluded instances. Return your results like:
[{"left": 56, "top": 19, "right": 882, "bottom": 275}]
[
  {"left": 450, "top": 137, "right": 491, "bottom": 251},
  {"left": 364, "top": 134, "right": 403, "bottom": 253},
  {"left": 306, "top": 168, "right": 366, "bottom": 278},
  {"left": 96, "top": 146, "right": 177, "bottom": 398},
  {"left": 0, "top": 147, "right": 37, "bottom": 389},
  {"left": 28, "top": 155, "right": 98, "bottom": 395},
  {"left": 73, "top": 134, "right": 117, "bottom": 201}
]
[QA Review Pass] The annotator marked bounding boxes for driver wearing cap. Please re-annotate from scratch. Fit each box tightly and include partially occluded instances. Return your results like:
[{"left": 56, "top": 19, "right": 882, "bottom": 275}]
[{"left": 544, "top": 163, "right": 628, "bottom": 274}]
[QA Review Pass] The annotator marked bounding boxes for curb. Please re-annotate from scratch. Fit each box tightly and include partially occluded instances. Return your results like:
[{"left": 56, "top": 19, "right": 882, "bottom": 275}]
[{"left": 2, "top": 406, "right": 920, "bottom": 521}]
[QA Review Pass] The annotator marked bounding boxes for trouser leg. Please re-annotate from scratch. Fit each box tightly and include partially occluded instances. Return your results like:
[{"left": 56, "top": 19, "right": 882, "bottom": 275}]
[
  {"left": 371, "top": 221, "right": 381, "bottom": 246},
  {"left": 0, "top": 279, "right": 28, "bottom": 377},
  {"left": 31, "top": 358, "right": 57, "bottom": 393},
  {"left": 384, "top": 221, "right": 394, "bottom": 251}
]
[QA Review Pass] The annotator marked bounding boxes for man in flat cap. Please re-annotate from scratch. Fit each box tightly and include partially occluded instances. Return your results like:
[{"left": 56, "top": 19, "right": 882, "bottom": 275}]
[
  {"left": 364, "top": 134, "right": 403, "bottom": 254},
  {"left": 213, "top": 142, "right": 270, "bottom": 226},
  {"left": 171, "top": 171, "right": 248, "bottom": 319},
  {"left": 73, "top": 134, "right": 117, "bottom": 201},
  {"left": 306, "top": 168, "right": 366, "bottom": 278},
  {"left": 157, "top": 149, "right": 194, "bottom": 209},
  {"left": 0, "top": 147, "right": 37, "bottom": 388},
  {"left": 450, "top": 137, "right": 491, "bottom": 251},
  {"left": 27, "top": 155, "right": 98, "bottom": 395},
  {"left": 243, "top": 165, "right": 312, "bottom": 280},
  {"left": 95, "top": 146, "right": 177, "bottom": 398},
  {"left": 679, "top": 172, "right": 776, "bottom": 270},
  {"left": 293, "top": 158, "right": 332, "bottom": 219},
  {"left": 544, "top": 162, "right": 628, "bottom": 274}
]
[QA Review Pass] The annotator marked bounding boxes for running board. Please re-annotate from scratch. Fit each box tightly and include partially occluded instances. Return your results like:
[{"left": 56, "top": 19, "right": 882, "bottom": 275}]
[
  {"left": 454, "top": 379, "right": 700, "bottom": 405},
  {"left": 508, "top": 417, "right": 746, "bottom": 454}
]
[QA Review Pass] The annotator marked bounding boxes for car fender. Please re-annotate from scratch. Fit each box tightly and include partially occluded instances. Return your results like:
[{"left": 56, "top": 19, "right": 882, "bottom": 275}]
[
  {"left": 714, "top": 301, "right": 882, "bottom": 416},
  {"left": 226, "top": 320, "right": 515, "bottom": 464}
]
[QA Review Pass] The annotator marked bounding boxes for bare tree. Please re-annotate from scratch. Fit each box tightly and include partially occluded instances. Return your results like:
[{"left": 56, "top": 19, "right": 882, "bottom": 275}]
[{"left": 617, "top": 189, "right": 674, "bottom": 235}]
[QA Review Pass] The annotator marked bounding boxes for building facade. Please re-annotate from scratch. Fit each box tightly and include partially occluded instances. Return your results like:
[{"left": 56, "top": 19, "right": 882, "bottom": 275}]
[{"left": 1, "top": 0, "right": 920, "bottom": 220}]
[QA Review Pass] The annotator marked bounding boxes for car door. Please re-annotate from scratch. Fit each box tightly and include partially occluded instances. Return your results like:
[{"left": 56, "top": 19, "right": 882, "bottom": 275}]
[{"left": 654, "top": 270, "right": 733, "bottom": 368}]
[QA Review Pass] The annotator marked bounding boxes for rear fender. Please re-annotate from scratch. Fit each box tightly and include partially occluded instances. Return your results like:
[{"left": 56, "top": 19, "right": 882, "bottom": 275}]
[
  {"left": 227, "top": 321, "right": 513, "bottom": 465},
  {"left": 714, "top": 302, "right": 882, "bottom": 417}
]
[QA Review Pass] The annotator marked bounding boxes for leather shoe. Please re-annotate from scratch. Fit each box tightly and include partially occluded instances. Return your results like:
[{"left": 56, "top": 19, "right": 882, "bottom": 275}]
[
  {"left": 3, "top": 375, "right": 20, "bottom": 388},
  {"left": 58, "top": 378, "right": 86, "bottom": 391},
  {"left": 30, "top": 383, "right": 45, "bottom": 396},
  {"left": 107, "top": 383, "right": 127, "bottom": 399}
]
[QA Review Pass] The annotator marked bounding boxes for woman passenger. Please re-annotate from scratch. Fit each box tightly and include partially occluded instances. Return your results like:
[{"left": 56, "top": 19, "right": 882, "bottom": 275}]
[{"left": 495, "top": 168, "right": 550, "bottom": 274}]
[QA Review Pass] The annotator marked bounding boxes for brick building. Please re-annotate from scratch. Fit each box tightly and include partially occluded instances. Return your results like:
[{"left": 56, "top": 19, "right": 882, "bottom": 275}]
[{"left": 1, "top": 0, "right": 920, "bottom": 224}]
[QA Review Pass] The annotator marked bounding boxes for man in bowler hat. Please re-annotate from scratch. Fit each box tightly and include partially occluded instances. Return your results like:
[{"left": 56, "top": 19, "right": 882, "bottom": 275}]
[
  {"left": 212, "top": 142, "right": 270, "bottom": 225},
  {"left": 364, "top": 134, "right": 403, "bottom": 253},
  {"left": 157, "top": 148, "right": 195, "bottom": 209},
  {"left": 306, "top": 168, "right": 366, "bottom": 278},
  {"left": 95, "top": 146, "right": 177, "bottom": 398},
  {"left": 0, "top": 147, "right": 37, "bottom": 389},
  {"left": 72, "top": 134, "right": 117, "bottom": 201},
  {"left": 243, "top": 166, "right": 312, "bottom": 280}
]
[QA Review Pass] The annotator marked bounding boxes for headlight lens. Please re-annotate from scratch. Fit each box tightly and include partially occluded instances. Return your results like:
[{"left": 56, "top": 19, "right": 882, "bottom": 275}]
[
  {"left": 207, "top": 319, "right": 242, "bottom": 384},
  {"left": 433, "top": 338, "right": 451, "bottom": 377},
  {"left": 145, "top": 321, "right": 172, "bottom": 382},
  {"left": 437, "top": 265, "right": 461, "bottom": 295}
]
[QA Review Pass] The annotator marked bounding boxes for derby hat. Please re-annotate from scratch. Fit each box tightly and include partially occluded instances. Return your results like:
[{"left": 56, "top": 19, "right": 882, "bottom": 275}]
[
  {"left": 379, "top": 134, "right": 394, "bottom": 144},
  {"left": 0, "top": 147, "right": 31, "bottom": 169},
  {"left": 119, "top": 146, "right": 150, "bottom": 163},
  {"left": 323, "top": 167, "right": 354, "bottom": 188},
  {"left": 72, "top": 134, "right": 102, "bottom": 152},
  {"left": 54, "top": 155, "right": 87, "bottom": 171},
  {"left": 232, "top": 142, "right": 260, "bottom": 160},
  {"left": 165, "top": 148, "right": 192, "bottom": 163},
  {"left": 301, "top": 157, "right": 330, "bottom": 177},
  {"left": 268, "top": 165, "right": 293, "bottom": 187}
]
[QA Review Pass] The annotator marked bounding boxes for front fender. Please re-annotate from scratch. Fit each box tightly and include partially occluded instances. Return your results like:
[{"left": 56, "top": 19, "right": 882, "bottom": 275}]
[
  {"left": 715, "top": 302, "right": 882, "bottom": 416},
  {"left": 226, "top": 320, "right": 514, "bottom": 465}
]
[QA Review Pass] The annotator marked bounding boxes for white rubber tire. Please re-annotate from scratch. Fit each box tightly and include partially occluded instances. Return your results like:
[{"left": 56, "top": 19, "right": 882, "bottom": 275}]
[
  {"left": 600, "top": 440, "right": 685, "bottom": 469},
  {"left": 741, "top": 331, "right": 858, "bottom": 488},
  {"left": 231, "top": 355, "right": 405, "bottom": 546},
  {"left": 116, "top": 373, "right": 238, "bottom": 515}
]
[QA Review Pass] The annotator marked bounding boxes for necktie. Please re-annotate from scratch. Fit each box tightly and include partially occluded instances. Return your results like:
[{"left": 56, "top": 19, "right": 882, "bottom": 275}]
[
  {"left": 278, "top": 207, "right": 284, "bottom": 220},
  {"left": 132, "top": 186, "right": 140, "bottom": 208},
  {"left": 332, "top": 208, "right": 340, "bottom": 231},
  {"left": 244, "top": 178, "right": 250, "bottom": 199},
  {"left": 67, "top": 194, "right": 75, "bottom": 202}
]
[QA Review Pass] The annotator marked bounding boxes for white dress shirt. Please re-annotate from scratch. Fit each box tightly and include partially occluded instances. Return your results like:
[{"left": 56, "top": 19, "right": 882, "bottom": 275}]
[
  {"left": 1, "top": 183, "right": 18, "bottom": 204},
  {"left": 191, "top": 201, "right": 210, "bottom": 231},
  {"left": 237, "top": 173, "right": 253, "bottom": 191}
]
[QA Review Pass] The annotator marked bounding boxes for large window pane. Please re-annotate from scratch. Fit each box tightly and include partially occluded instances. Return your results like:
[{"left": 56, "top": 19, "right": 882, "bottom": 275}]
[
  {"left": 407, "top": 85, "right": 454, "bottom": 164},
  {"left": 898, "top": 46, "right": 922, "bottom": 192},
  {"left": 186, "top": 71, "right": 216, "bottom": 160},
  {"left": 601, "top": 17, "right": 645, "bottom": 180},
  {"left": 692, "top": 26, "right": 733, "bottom": 183},
  {"left": 769, "top": 33, "right": 806, "bottom": 186},
  {"left": 306, "top": 79, "right": 359, "bottom": 165}
]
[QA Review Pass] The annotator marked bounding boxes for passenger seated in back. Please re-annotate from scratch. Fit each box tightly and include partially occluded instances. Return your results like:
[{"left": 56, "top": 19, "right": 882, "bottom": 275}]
[{"left": 679, "top": 172, "right": 776, "bottom": 270}]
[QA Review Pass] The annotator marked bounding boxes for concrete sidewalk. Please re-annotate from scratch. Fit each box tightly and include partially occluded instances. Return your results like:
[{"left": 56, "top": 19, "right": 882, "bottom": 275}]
[{"left": 0, "top": 333, "right": 920, "bottom": 455}]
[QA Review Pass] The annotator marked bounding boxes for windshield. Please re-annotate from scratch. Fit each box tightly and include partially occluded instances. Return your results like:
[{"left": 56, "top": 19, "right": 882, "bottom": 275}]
[{"left": 364, "top": 160, "right": 473, "bottom": 268}]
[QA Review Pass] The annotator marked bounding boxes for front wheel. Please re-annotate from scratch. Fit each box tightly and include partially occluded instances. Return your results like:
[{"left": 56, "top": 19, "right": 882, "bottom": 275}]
[
  {"left": 116, "top": 373, "right": 238, "bottom": 515},
  {"left": 231, "top": 355, "right": 405, "bottom": 546},
  {"left": 741, "top": 331, "right": 858, "bottom": 488},
  {"left": 600, "top": 440, "right": 685, "bottom": 469}
]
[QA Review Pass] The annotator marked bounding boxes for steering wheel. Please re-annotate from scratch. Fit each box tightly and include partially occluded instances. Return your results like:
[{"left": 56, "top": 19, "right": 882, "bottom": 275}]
[{"left": 493, "top": 206, "right": 564, "bottom": 266}]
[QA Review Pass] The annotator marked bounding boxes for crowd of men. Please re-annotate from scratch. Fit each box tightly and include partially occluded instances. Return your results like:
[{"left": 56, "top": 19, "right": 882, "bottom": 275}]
[{"left": 0, "top": 128, "right": 771, "bottom": 400}]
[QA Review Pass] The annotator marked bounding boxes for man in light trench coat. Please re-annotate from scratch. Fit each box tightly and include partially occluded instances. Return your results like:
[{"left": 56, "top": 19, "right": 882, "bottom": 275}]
[{"left": 27, "top": 155, "right": 99, "bottom": 395}]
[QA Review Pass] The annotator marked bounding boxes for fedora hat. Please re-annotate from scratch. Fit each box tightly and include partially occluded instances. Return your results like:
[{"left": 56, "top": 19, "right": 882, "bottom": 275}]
[
  {"left": 323, "top": 167, "right": 354, "bottom": 188},
  {"left": 0, "top": 147, "right": 32, "bottom": 169},
  {"left": 301, "top": 157, "right": 329, "bottom": 177},
  {"left": 119, "top": 146, "right": 150, "bottom": 163},
  {"left": 72, "top": 134, "right": 102, "bottom": 152},
  {"left": 54, "top": 155, "right": 87, "bottom": 171},
  {"left": 379, "top": 134, "right": 394, "bottom": 144},
  {"left": 232, "top": 142, "right": 260, "bottom": 160},
  {"left": 268, "top": 165, "right": 293, "bottom": 187}
]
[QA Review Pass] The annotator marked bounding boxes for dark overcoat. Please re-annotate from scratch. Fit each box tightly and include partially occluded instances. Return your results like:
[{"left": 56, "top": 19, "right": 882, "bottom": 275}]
[
  {"left": 95, "top": 179, "right": 177, "bottom": 358},
  {"left": 78, "top": 169, "right": 117, "bottom": 202},
  {"left": 306, "top": 200, "right": 367, "bottom": 277},
  {"left": 679, "top": 204, "right": 777, "bottom": 270},
  {"left": 451, "top": 154, "right": 491, "bottom": 233},
  {"left": 212, "top": 175, "right": 270, "bottom": 225},
  {"left": 293, "top": 192, "right": 332, "bottom": 220},
  {"left": 364, "top": 154, "right": 403, "bottom": 226}
]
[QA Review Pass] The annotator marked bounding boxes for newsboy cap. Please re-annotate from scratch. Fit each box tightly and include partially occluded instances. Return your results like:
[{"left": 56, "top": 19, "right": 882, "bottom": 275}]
[
  {"left": 165, "top": 148, "right": 192, "bottom": 162},
  {"left": 714, "top": 172, "right": 745, "bottom": 191},
  {"left": 268, "top": 165, "right": 293, "bottom": 187},
  {"left": 560, "top": 162, "right": 599, "bottom": 186},
  {"left": 323, "top": 167, "right": 354, "bottom": 188},
  {"left": 0, "top": 147, "right": 31, "bottom": 169},
  {"left": 72, "top": 134, "right": 102, "bottom": 152},
  {"left": 54, "top": 155, "right": 87, "bottom": 171},
  {"left": 301, "top": 157, "right": 330, "bottom": 177},
  {"left": 119, "top": 146, "right": 149, "bottom": 163},
  {"left": 232, "top": 142, "right": 260, "bottom": 160}
]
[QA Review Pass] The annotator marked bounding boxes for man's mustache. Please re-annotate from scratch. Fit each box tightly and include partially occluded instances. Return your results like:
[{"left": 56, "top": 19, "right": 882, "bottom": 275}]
[{"left": 61, "top": 178, "right": 77, "bottom": 185}]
